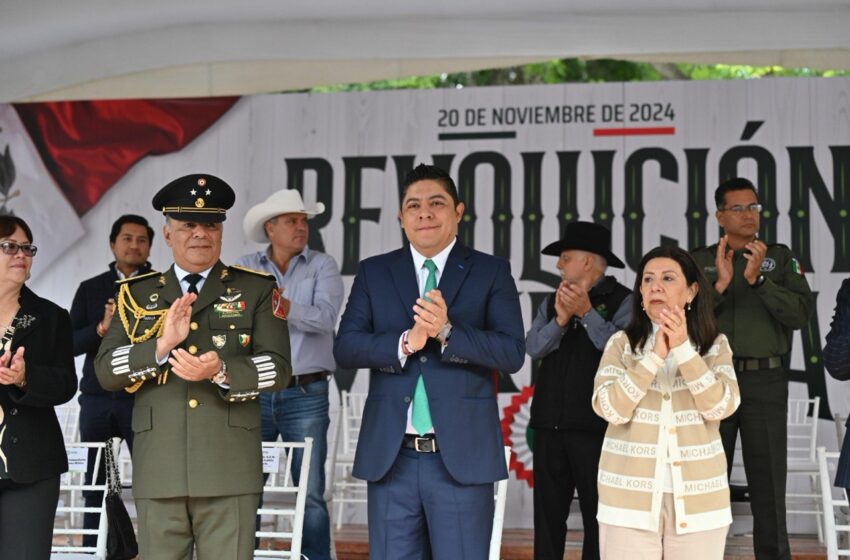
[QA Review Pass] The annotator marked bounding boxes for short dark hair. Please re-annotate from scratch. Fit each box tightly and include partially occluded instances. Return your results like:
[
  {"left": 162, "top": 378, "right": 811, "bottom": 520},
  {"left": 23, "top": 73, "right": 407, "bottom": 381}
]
[
  {"left": 110, "top": 214, "right": 154, "bottom": 244},
  {"left": 400, "top": 164, "right": 460, "bottom": 208},
  {"left": 714, "top": 177, "right": 758, "bottom": 209},
  {"left": 624, "top": 245, "right": 719, "bottom": 356},
  {"left": 0, "top": 216, "right": 33, "bottom": 243}
]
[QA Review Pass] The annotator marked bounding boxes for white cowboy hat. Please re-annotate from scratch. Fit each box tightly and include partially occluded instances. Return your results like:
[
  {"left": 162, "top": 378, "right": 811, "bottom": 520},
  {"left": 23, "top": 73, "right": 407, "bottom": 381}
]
[{"left": 242, "top": 189, "right": 325, "bottom": 243}]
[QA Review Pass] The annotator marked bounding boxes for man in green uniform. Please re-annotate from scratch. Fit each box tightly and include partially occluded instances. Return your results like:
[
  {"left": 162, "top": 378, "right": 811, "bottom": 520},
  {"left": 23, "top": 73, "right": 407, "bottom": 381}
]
[
  {"left": 691, "top": 177, "right": 813, "bottom": 560},
  {"left": 95, "top": 174, "right": 292, "bottom": 560}
]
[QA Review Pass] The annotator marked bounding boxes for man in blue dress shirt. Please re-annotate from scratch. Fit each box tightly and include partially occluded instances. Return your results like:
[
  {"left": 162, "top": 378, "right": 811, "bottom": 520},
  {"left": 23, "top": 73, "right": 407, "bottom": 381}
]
[{"left": 237, "top": 189, "right": 344, "bottom": 560}]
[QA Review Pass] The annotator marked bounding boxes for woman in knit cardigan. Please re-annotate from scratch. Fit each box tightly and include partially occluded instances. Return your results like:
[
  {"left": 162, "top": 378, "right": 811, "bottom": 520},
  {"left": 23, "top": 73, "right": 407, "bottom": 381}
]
[{"left": 592, "top": 246, "right": 740, "bottom": 560}]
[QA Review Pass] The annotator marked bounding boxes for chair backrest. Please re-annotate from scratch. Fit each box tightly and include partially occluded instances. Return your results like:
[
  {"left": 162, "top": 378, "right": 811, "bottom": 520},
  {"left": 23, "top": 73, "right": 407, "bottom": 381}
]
[
  {"left": 52, "top": 441, "right": 108, "bottom": 559},
  {"left": 835, "top": 414, "right": 847, "bottom": 451},
  {"left": 55, "top": 399, "right": 81, "bottom": 443},
  {"left": 325, "top": 396, "right": 344, "bottom": 499},
  {"left": 817, "top": 447, "right": 850, "bottom": 560},
  {"left": 788, "top": 396, "right": 821, "bottom": 464},
  {"left": 340, "top": 391, "right": 368, "bottom": 457},
  {"left": 488, "top": 446, "right": 512, "bottom": 560},
  {"left": 254, "top": 438, "right": 313, "bottom": 559}
]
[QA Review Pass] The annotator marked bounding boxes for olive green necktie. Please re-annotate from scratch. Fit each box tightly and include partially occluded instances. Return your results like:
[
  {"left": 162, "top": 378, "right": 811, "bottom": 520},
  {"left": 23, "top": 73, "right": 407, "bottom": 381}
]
[{"left": 411, "top": 259, "right": 437, "bottom": 435}]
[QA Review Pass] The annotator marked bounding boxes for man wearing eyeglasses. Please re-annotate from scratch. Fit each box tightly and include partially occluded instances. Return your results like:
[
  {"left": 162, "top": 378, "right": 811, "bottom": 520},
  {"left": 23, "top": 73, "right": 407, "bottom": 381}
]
[{"left": 692, "top": 177, "right": 813, "bottom": 560}]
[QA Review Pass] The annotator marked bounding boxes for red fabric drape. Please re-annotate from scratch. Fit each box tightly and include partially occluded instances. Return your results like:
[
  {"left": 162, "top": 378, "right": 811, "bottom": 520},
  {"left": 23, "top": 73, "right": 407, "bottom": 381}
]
[{"left": 14, "top": 97, "right": 238, "bottom": 215}]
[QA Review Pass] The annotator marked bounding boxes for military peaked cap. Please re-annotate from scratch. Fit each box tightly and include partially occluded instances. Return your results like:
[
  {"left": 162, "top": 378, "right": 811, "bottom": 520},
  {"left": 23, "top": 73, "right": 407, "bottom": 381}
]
[{"left": 152, "top": 173, "right": 236, "bottom": 223}]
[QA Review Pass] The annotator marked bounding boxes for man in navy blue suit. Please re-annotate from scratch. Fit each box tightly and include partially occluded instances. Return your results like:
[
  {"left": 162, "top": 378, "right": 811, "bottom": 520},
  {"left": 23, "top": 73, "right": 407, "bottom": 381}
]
[
  {"left": 70, "top": 213, "right": 154, "bottom": 547},
  {"left": 334, "top": 164, "right": 525, "bottom": 560},
  {"left": 825, "top": 278, "right": 850, "bottom": 490}
]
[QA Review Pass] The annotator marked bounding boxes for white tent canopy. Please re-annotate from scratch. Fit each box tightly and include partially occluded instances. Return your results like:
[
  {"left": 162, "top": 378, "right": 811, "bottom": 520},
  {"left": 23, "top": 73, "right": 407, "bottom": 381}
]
[{"left": 3, "top": 0, "right": 850, "bottom": 102}]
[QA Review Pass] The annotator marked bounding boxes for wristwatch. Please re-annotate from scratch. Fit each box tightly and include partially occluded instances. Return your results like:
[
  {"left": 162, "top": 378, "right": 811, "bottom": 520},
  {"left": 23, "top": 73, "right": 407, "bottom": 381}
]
[
  {"left": 210, "top": 359, "right": 228, "bottom": 385},
  {"left": 436, "top": 321, "right": 453, "bottom": 345},
  {"left": 751, "top": 274, "right": 766, "bottom": 288}
]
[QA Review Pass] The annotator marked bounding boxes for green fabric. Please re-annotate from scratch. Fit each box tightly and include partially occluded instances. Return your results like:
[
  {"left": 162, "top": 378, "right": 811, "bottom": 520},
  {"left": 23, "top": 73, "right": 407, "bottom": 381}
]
[{"left": 412, "top": 259, "right": 438, "bottom": 435}]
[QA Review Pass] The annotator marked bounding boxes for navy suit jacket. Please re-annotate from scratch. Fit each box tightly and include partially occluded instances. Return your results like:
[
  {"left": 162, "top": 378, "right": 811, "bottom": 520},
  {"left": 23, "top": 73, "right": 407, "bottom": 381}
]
[
  {"left": 334, "top": 242, "right": 525, "bottom": 485},
  {"left": 70, "top": 261, "right": 151, "bottom": 397}
]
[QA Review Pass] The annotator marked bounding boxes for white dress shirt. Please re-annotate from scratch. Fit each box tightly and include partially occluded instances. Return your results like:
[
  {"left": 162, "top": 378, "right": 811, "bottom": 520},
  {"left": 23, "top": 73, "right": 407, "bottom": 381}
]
[{"left": 400, "top": 238, "right": 456, "bottom": 435}]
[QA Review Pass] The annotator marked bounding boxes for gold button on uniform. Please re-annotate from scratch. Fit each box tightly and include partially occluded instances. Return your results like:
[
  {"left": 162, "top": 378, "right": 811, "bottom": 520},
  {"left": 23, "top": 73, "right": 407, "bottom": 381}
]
[
  {"left": 189, "top": 399, "right": 198, "bottom": 409},
  {"left": 188, "top": 345, "right": 198, "bottom": 354},
  {"left": 229, "top": 324, "right": 236, "bottom": 330},
  {"left": 679, "top": 522, "right": 687, "bottom": 529},
  {"left": 663, "top": 393, "right": 671, "bottom": 400},
  {"left": 190, "top": 322, "right": 199, "bottom": 331}
]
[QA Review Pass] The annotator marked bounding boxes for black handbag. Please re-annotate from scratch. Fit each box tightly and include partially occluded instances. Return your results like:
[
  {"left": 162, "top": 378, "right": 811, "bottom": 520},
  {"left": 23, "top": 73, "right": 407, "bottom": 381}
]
[{"left": 104, "top": 439, "right": 139, "bottom": 560}]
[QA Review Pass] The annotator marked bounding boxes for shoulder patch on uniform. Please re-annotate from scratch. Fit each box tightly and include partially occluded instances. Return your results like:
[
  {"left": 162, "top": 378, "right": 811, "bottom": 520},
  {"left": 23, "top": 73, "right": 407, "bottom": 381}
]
[
  {"left": 115, "top": 270, "right": 160, "bottom": 284},
  {"left": 229, "top": 264, "right": 274, "bottom": 279}
]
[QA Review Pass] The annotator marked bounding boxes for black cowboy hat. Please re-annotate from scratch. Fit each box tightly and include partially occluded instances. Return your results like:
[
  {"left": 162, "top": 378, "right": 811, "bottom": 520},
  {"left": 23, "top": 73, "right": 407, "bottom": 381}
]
[{"left": 541, "top": 221, "right": 626, "bottom": 269}]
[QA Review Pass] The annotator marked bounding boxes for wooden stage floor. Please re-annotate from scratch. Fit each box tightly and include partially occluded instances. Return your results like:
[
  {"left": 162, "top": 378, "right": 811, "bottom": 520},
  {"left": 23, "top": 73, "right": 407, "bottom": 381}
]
[
  {"left": 55, "top": 523, "right": 830, "bottom": 558},
  {"left": 329, "top": 525, "right": 828, "bottom": 560}
]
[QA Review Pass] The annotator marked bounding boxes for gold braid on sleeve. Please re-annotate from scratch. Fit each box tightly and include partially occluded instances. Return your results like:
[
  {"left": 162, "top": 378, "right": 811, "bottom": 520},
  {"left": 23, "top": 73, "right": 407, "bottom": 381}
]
[{"left": 116, "top": 282, "right": 169, "bottom": 393}]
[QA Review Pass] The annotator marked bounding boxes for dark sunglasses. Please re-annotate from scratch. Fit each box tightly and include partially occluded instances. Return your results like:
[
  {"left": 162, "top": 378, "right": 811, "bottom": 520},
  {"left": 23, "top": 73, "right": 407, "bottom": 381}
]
[{"left": 0, "top": 241, "right": 37, "bottom": 257}]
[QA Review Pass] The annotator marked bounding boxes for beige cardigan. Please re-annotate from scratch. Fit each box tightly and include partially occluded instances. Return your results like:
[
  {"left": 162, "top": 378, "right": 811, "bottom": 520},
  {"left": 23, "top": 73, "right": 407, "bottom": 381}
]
[{"left": 591, "top": 330, "right": 740, "bottom": 534}]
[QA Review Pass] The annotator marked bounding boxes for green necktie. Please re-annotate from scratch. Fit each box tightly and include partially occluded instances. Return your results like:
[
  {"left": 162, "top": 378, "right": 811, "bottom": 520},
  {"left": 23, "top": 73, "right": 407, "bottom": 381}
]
[{"left": 412, "top": 259, "right": 438, "bottom": 435}]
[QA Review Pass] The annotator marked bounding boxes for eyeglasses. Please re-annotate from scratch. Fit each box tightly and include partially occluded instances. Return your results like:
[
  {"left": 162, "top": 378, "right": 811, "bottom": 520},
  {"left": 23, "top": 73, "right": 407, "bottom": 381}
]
[
  {"left": 719, "top": 204, "right": 763, "bottom": 214},
  {"left": 0, "top": 241, "right": 37, "bottom": 257}
]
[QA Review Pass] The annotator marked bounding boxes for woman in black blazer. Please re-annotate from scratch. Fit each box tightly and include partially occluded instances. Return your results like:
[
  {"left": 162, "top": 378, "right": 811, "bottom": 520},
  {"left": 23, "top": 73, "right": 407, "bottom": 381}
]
[{"left": 0, "top": 216, "right": 77, "bottom": 559}]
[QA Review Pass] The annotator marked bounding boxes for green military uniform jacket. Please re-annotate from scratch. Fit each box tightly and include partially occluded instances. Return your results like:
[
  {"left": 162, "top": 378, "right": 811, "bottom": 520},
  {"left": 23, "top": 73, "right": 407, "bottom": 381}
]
[
  {"left": 94, "top": 261, "right": 291, "bottom": 499},
  {"left": 691, "top": 243, "right": 814, "bottom": 358}
]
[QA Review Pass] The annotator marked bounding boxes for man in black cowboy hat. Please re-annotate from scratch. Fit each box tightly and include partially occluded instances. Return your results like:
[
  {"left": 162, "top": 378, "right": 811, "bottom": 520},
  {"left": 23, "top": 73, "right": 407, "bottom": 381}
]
[
  {"left": 526, "top": 221, "right": 632, "bottom": 560},
  {"left": 95, "top": 174, "right": 292, "bottom": 559}
]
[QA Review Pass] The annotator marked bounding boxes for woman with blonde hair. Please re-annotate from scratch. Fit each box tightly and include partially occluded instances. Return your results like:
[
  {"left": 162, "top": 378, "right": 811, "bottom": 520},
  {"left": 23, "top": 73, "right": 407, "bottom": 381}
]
[{"left": 592, "top": 245, "right": 739, "bottom": 559}]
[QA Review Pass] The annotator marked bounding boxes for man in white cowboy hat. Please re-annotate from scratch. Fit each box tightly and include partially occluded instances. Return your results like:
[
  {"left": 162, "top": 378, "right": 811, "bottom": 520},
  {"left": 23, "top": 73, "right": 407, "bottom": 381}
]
[{"left": 236, "top": 188, "right": 343, "bottom": 560}]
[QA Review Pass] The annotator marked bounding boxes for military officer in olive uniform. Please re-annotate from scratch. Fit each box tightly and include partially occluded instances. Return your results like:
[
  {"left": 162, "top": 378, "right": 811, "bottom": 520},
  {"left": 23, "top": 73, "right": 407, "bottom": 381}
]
[
  {"left": 95, "top": 174, "right": 292, "bottom": 560},
  {"left": 691, "top": 177, "right": 813, "bottom": 560}
]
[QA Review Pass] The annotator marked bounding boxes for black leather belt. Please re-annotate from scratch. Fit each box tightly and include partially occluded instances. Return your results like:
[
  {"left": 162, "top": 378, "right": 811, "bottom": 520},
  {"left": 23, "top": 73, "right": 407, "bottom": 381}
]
[
  {"left": 287, "top": 371, "right": 329, "bottom": 389},
  {"left": 402, "top": 434, "right": 439, "bottom": 453},
  {"left": 733, "top": 357, "right": 782, "bottom": 372}
]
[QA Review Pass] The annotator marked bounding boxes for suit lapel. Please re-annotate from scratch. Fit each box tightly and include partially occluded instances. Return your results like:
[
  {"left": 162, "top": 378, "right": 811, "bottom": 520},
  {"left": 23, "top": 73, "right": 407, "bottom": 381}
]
[
  {"left": 437, "top": 242, "right": 472, "bottom": 309},
  {"left": 156, "top": 267, "right": 183, "bottom": 307},
  {"left": 193, "top": 261, "right": 227, "bottom": 313},
  {"left": 10, "top": 287, "right": 41, "bottom": 347},
  {"left": 390, "top": 249, "right": 420, "bottom": 321}
]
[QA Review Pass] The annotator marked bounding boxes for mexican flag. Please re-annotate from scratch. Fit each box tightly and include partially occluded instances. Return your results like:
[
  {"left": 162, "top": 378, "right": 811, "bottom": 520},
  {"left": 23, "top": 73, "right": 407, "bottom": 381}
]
[{"left": 0, "top": 97, "right": 237, "bottom": 269}]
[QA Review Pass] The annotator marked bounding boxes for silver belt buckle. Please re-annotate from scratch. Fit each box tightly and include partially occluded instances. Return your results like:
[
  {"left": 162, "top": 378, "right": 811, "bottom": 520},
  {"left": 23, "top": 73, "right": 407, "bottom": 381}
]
[{"left": 414, "top": 437, "right": 433, "bottom": 453}]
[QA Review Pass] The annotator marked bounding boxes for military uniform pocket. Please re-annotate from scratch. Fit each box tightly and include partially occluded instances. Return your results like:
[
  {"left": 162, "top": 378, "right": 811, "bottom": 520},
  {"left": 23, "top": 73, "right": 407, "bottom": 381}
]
[
  {"left": 228, "top": 403, "right": 260, "bottom": 430},
  {"left": 208, "top": 308, "right": 252, "bottom": 331},
  {"left": 132, "top": 405, "right": 152, "bottom": 433}
]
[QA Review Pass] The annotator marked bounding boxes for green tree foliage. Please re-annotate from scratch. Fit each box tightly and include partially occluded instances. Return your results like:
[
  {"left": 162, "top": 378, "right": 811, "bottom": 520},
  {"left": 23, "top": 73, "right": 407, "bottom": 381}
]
[{"left": 311, "top": 58, "right": 850, "bottom": 93}]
